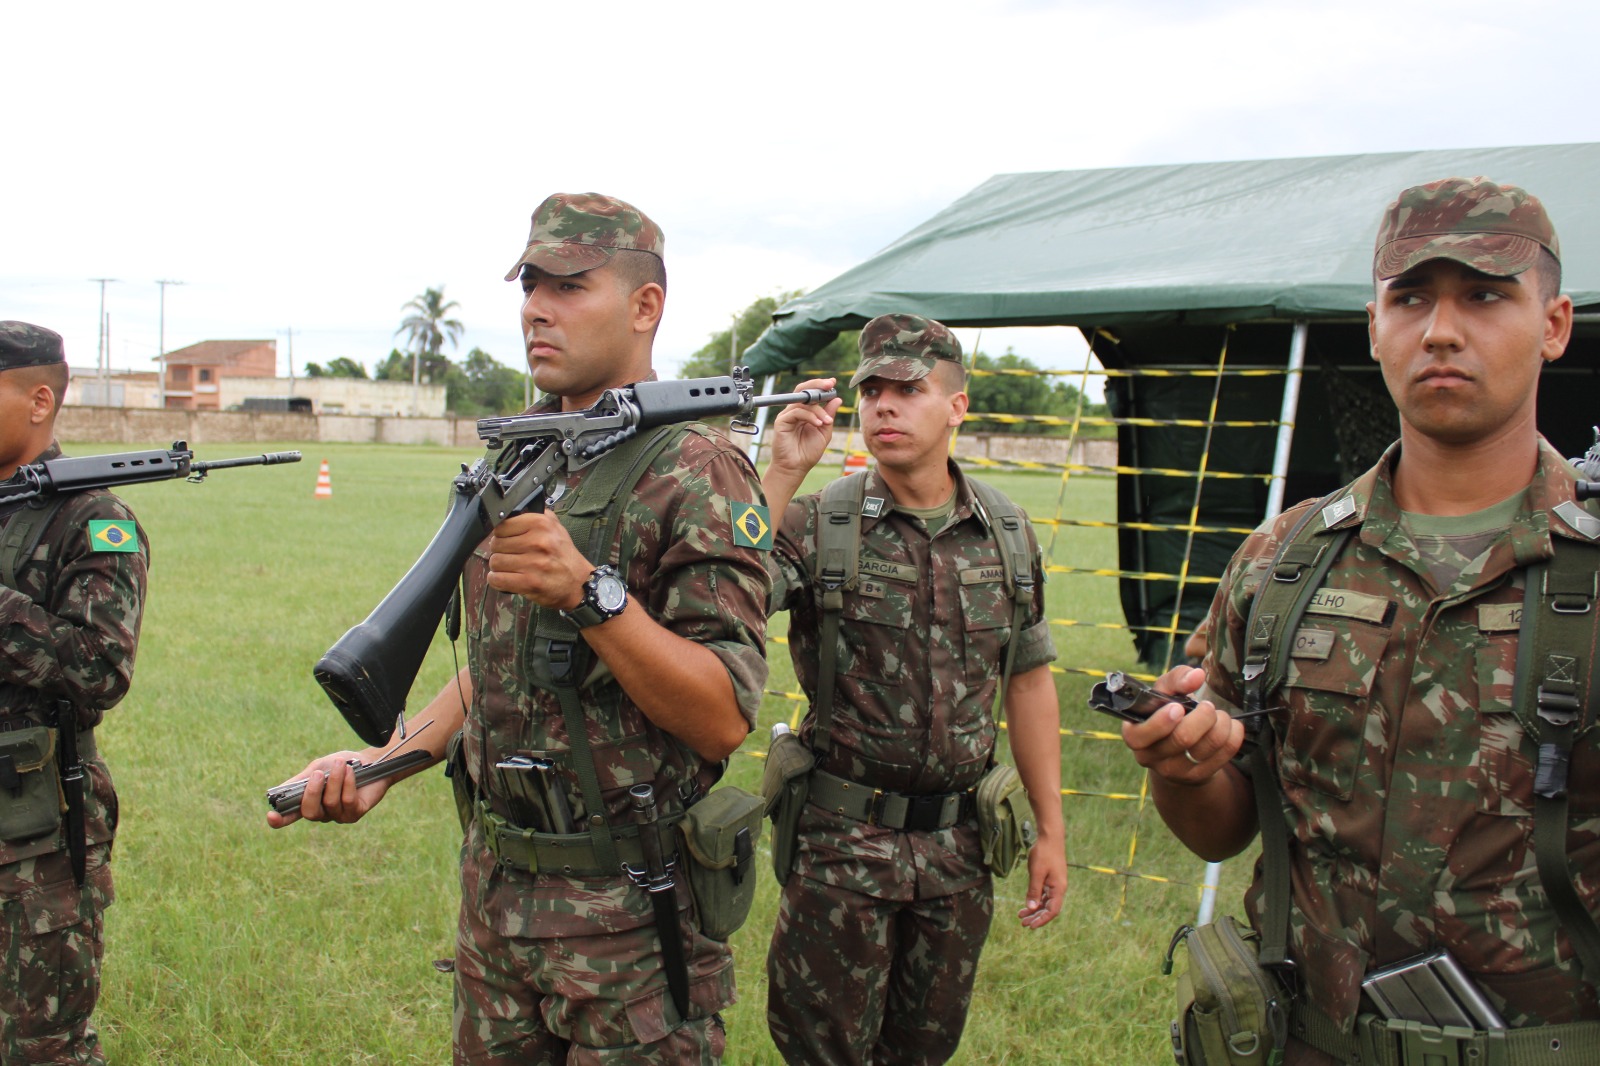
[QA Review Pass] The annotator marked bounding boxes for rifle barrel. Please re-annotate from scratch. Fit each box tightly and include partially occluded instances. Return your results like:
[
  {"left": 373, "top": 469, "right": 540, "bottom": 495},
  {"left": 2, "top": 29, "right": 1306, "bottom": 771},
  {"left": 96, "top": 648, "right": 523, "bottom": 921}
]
[{"left": 192, "top": 451, "right": 303, "bottom": 473}]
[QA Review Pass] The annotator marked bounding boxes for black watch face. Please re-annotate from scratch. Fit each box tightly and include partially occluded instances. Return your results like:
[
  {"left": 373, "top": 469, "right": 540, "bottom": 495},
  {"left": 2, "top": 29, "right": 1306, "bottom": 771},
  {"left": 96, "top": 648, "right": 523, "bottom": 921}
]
[{"left": 593, "top": 574, "right": 627, "bottom": 613}]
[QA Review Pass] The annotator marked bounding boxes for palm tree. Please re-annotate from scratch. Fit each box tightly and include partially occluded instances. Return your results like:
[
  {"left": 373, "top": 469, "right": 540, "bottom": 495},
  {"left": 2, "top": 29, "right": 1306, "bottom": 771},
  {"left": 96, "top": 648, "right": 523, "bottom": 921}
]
[{"left": 395, "top": 286, "right": 464, "bottom": 415}]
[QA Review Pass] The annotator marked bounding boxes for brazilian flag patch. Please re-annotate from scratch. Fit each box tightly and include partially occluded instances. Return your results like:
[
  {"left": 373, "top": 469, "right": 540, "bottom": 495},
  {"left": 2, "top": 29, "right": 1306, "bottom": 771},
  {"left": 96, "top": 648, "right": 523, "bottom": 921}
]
[
  {"left": 731, "top": 501, "right": 772, "bottom": 551},
  {"left": 88, "top": 520, "right": 138, "bottom": 553}
]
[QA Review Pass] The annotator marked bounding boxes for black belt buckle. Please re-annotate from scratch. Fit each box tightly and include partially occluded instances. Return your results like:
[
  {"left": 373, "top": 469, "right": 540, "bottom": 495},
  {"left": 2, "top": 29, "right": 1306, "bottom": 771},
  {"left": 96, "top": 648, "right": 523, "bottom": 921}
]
[{"left": 902, "top": 793, "right": 951, "bottom": 832}]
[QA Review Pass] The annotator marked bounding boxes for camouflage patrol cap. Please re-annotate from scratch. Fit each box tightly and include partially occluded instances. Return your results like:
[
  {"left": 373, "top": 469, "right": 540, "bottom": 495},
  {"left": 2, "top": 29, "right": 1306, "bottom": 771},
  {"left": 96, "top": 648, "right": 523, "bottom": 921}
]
[
  {"left": 849, "top": 313, "right": 964, "bottom": 388},
  {"left": 0, "top": 321, "right": 66, "bottom": 371},
  {"left": 1374, "top": 177, "right": 1560, "bottom": 280},
  {"left": 503, "top": 192, "right": 665, "bottom": 281}
]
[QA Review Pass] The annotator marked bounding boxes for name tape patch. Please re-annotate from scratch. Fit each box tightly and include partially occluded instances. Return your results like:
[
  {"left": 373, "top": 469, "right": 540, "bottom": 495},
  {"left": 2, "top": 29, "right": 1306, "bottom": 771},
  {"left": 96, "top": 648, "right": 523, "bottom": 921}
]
[
  {"left": 959, "top": 565, "right": 1006, "bottom": 586},
  {"left": 858, "top": 557, "right": 916, "bottom": 583},
  {"left": 1305, "top": 587, "right": 1389, "bottom": 625}
]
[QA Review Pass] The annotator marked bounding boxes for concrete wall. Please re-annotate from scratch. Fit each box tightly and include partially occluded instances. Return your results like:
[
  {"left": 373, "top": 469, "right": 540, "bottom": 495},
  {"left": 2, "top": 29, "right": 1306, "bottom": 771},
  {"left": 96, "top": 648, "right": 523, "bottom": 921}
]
[
  {"left": 54, "top": 404, "right": 1118, "bottom": 467},
  {"left": 218, "top": 376, "right": 448, "bottom": 418}
]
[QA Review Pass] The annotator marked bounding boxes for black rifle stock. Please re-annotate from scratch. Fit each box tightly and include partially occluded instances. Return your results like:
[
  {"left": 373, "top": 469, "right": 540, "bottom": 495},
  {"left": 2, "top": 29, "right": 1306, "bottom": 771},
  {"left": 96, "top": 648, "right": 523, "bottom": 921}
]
[
  {"left": 314, "top": 368, "right": 835, "bottom": 747},
  {"left": 0, "top": 441, "right": 302, "bottom": 508}
]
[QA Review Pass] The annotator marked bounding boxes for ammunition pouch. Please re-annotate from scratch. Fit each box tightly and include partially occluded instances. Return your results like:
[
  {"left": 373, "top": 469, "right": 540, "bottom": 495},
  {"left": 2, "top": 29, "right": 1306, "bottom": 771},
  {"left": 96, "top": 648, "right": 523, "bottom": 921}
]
[
  {"left": 761, "top": 728, "right": 815, "bottom": 885},
  {"left": 976, "top": 762, "right": 1035, "bottom": 878},
  {"left": 0, "top": 725, "right": 62, "bottom": 844},
  {"left": 1166, "top": 916, "right": 1290, "bottom": 1066},
  {"left": 675, "top": 785, "right": 763, "bottom": 941}
]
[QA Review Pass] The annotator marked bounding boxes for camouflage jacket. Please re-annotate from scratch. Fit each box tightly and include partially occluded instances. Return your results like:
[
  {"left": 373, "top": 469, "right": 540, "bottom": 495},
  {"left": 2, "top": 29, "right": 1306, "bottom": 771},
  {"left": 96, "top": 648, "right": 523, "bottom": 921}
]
[
  {"left": 459, "top": 410, "right": 770, "bottom": 937},
  {"left": 0, "top": 442, "right": 147, "bottom": 870},
  {"left": 1203, "top": 439, "right": 1600, "bottom": 1029},
  {"left": 770, "top": 463, "right": 1056, "bottom": 900}
]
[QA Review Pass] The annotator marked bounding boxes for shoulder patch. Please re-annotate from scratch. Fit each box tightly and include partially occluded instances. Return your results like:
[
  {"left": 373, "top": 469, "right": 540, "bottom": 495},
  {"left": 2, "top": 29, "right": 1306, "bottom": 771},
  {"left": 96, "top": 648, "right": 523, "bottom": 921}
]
[
  {"left": 730, "top": 501, "right": 771, "bottom": 550},
  {"left": 1320, "top": 495, "right": 1358, "bottom": 529},
  {"left": 862, "top": 496, "right": 886, "bottom": 519},
  {"left": 88, "top": 519, "right": 138, "bottom": 553},
  {"left": 1554, "top": 500, "right": 1600, "bottom": 541}
]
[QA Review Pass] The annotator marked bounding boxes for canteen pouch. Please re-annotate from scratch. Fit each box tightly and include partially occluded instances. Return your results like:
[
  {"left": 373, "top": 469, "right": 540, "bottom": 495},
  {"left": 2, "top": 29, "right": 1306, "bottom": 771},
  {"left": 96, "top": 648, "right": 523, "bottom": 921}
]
[
  {"left": 976, "top": 763, "right": 1034, "bottom": 878},
  {"left": 0, "top": 725, "right": 62, "bottom": 844},
  {"left": 1165, "top": 916, "right": 1288, "bottom": 1066},
  {"left": 761, "top": 728, "right": 815, "bottom": 884},
  {"left": 444, "top": 729, "right": 473, "bottom": 835},
  {"left": 676, "top": 786, "right": 764, "bottom": 940}
]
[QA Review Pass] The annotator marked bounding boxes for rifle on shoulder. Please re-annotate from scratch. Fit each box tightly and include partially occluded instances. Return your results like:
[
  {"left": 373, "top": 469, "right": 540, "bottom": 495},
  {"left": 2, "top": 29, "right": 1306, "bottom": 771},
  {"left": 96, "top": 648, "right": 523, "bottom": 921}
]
[
  {"left": 314, "top": 367, "right": 834, "bottom": 747},
  {"left": 0, "top": 441, "right": 303, "bottom": 508},
  {"left": 1575, "top": 426, "right": 1600, "bottom": 501}
]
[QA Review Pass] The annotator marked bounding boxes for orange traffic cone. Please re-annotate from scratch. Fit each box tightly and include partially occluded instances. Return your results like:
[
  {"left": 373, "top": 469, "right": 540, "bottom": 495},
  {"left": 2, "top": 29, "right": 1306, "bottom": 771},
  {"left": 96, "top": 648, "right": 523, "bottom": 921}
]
[
  {"left": 842, "top": 451, "right": 868, "bottom": 473},
  {"left": 314, "top": 459, "right": 333, "bottom": 499}
]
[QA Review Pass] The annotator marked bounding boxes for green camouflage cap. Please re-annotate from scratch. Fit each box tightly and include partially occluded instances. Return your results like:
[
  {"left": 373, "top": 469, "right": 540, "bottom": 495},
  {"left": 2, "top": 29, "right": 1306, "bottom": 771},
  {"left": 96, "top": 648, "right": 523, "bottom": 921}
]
[
  {"left": 1374, "top": 176, "right": 1560, "bottom": 280},
  {"left": 0, "top": 321, "right": 66, "bottom": 371},
  {"left": 503, "top": 192, "right": 665, "bottom": 281},
  {"left": 849, "top": 313, "right": 964, "bottom": 388}
]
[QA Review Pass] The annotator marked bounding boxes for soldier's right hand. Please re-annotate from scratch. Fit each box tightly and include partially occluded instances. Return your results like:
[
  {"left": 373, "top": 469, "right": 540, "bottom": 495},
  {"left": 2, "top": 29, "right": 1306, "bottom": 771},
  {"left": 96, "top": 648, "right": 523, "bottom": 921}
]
[
  {"left": 766, "top": 377, "right": 842, "bottom": 478},
  {"left": 266, "top": 751, "right": 392, "bottom": 829},
  {"left": 1119, "top": 665, "right": 1244, "bottom": 786}
]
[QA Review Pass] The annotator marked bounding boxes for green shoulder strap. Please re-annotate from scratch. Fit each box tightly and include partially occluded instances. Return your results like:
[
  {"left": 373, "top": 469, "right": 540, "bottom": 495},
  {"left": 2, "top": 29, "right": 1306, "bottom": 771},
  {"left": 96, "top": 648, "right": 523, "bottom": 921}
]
[
  {"left": 0, "top": 498, "right": 70, "bottom": 594},
  {"left": 810, "top": 471, "right": 869, "bottom": 760},
  {"left": 969, "top": 478, "right": 1037, "bottom": 728},
  {"left": 520, "top": 424, "right": 684, "bottom": 873},
  {"left": 1238, "top": 492, "right": 1355, "bottom": 969},
  {"left": 1515, "top": 523, "right": 1600, "bottom": 985}
]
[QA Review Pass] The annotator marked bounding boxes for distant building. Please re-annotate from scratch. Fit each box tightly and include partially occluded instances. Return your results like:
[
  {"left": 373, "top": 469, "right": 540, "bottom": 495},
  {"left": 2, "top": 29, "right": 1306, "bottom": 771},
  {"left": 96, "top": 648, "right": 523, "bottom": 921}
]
[
  {"left": 218, "top": 374, "right": 447, "bottom": 417},
  {"left": 159, "top": 339, "right": 277, "bottom": 410},
  {"left": 65, "top": 369, "right": 161, "bottom": 409}
]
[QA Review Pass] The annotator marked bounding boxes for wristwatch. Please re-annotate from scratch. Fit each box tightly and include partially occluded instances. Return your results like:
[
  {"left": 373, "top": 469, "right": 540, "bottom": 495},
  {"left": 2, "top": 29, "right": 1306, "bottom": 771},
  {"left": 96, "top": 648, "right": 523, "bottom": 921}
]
[{"left": 561, "top": 565, "right": 628, "bottom": 629}]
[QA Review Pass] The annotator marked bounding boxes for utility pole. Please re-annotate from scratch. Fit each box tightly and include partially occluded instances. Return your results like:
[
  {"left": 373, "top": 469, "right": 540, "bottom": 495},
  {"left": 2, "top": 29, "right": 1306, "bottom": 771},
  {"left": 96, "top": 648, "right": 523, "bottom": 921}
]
[
  {"left": 89, "top": 278, "right": 118, "bottom": 404},
  {"left": 730, "top": 313, "right": 739, "bottom": 375},
  {"left": 156, "top": 279, "right": 184, "bottom": 408}
]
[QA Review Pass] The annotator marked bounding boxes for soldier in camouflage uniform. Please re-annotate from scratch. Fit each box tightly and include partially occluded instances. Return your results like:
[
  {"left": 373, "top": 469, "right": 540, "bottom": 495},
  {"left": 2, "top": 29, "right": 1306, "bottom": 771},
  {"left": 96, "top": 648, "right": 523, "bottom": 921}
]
[
  {"left": 760, "top": 315, "right": 1067, "bottom": 1065},
  {"left": 1122, "top": 177, "right": 1599, "bottom": 1063},
  {"left": 0, "top": 322, "right": 147, "bottom": 1064},
  {"left": 270, "top": 194, "right": 771, "bottom": 1064}
]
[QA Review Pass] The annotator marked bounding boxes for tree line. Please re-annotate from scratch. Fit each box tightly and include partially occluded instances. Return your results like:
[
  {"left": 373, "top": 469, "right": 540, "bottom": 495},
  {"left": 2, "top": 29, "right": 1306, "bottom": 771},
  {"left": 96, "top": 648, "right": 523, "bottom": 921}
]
[
  {"left": 679, "top": 293, "right": 1110, "bottom": 437},
  {"left": 303, "top": 287, "right": 526, "bottom": 418}
]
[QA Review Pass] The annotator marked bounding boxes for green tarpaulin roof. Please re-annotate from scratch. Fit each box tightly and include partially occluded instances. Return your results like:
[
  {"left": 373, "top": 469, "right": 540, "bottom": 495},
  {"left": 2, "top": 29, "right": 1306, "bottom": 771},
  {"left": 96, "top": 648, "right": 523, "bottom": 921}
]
[{"left": 744, "top": 143, "right": 1600, "bottom": 375}]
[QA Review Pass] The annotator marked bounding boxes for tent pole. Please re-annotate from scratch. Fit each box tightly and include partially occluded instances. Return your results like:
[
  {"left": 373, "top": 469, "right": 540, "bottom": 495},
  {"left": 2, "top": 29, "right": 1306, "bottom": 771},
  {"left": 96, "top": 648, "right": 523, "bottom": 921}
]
[
  {"left": 1196, "top": 319, "right": 1307, "bottom": 927},
  {"left": 746, "top": 374, "right": 779, "bottom": 466}
]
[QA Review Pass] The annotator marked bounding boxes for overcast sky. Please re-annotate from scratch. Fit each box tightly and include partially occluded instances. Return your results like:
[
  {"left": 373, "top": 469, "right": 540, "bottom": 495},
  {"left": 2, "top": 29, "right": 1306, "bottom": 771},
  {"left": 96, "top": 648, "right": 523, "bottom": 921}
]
[{"left": 8, "top": 0, "right": 1600, "bottom": 387}]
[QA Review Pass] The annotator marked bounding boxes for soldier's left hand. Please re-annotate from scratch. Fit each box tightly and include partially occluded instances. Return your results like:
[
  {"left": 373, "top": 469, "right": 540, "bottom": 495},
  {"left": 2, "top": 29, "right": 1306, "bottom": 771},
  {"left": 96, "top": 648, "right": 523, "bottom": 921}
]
[
  {"left": 487, "top": 510, "right": 595, "bottom": 609},
  {"left": 1018, "top": 830, "right": 1067, "bottom": 929}
]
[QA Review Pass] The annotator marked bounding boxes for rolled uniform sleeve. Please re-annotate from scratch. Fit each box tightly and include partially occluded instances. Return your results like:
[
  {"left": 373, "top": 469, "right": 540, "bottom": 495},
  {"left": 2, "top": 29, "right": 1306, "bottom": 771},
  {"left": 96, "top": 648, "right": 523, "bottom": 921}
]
[
  {"left": 640, "top": 433, "right": 770, "bottom": 729},
  {"left": 1008, "top": 515, "right": 1057, "bottom": 674},
  {"left": 767, "top": 496, "right": 815, "bottom": 617},
  {"left": 0, "top": 492, "right": 149, "bottom": 727}
]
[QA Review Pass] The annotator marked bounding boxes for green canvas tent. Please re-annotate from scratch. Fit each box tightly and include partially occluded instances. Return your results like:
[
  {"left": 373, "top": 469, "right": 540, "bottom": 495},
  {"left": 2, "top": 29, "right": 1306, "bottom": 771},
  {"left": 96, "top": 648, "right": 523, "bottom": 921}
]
[{"left": 744, "top": 144, "right": 1600, "bottom": 666}]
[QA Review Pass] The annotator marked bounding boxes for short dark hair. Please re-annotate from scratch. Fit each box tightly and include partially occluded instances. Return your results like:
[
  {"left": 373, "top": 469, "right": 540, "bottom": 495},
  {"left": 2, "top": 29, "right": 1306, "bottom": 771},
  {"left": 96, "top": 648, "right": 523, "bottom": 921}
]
[
  {"left": 8, "top": 363, "right": 69, "bottom": 415},
  {"left": 610, "top": 249, "right": 667, "bottom": 297},
  {"left": 1531, "top": 248, "right": 1562, "bottom": 303},
  {"left": 931, "top": 358, "right": 967, "bottom": 394}
]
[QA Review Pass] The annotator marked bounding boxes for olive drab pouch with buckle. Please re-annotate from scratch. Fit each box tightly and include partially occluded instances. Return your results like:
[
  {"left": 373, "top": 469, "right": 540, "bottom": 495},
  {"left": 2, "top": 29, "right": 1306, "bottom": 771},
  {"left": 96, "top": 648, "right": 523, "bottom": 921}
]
[
  {"left": 676, "top": 785, "right": 764, "bottom": 940},
  {"left": 761, "top": 725, "right": 815, "bottom": 885},
  {"left": 975, "top": 762, "right": 1034, "bottom": 878},
  {"left": 0, "top": 725, "right": 63, "bottom": 844},
  {"left": 444, "top": 729, "right": 473, "bottom": 835},
  {"left": 1165, "top": 916, "right": 1289, "bottom": 1066}
]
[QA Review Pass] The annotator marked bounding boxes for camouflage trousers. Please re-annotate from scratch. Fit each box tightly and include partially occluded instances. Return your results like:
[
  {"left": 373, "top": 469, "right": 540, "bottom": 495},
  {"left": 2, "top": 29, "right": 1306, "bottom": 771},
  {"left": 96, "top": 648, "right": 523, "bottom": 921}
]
[
  {"left": 766, "top": 869, "right": 994, "bottom": 1066},
  {"left": 452, "top": 835, "right": 736, "bottom": 1065},
  {"left": 0, "top": 846, "right": 113, "bottom": 1066}
]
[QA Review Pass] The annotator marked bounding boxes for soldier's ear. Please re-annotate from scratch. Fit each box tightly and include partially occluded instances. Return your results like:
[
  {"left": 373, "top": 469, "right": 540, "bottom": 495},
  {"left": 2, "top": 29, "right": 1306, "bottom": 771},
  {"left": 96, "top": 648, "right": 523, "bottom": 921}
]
[
  {"left": 947, "top": 388, "right": 968, "bottom": 427},
  {"left": 28, "top": 382, "right": 54, "bottom": 424}
]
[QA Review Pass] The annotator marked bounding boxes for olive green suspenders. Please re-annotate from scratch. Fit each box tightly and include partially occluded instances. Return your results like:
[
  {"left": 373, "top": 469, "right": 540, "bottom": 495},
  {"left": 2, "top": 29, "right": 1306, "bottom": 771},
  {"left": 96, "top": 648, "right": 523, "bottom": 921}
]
[{"left": 809, "top": 473, "right": 1035, "bottom": 759}]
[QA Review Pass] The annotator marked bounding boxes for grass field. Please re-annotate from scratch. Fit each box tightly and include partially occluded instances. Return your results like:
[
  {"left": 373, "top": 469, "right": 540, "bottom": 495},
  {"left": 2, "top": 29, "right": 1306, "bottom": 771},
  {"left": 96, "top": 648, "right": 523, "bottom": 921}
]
[{"left": 78, "top": 439, "right": 1249, "bottom": 1064}]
